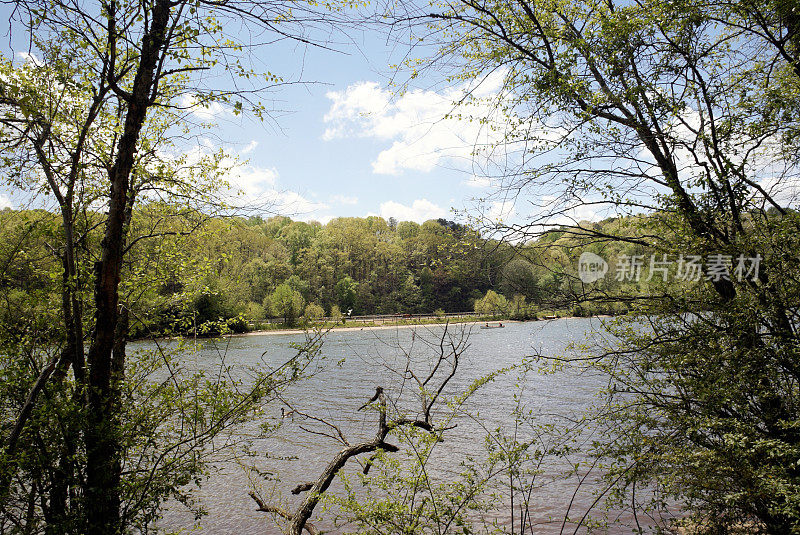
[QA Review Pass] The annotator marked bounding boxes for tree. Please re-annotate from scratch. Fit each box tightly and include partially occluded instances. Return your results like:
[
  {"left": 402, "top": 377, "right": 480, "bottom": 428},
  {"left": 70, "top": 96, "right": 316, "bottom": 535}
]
[
  {"left": 0, "top": 208, "right": 327, "bottom": 534},
  {"left": 499, "top": 257, "right": 539, "bottom": 302},
  {"left": 474, "top": 289, "right": 508, "bottom": 318},
  {"left": 406, "top": 0, "right": 800, "bottom": 531},
  {"left": 509, "top": 293, "right": 531, "bottom": 320},
  {"left": 0, "top": 1, "right": 350, "bottom": 533},
  {"left": 335, "top": 275, "right": 359, "bottom": 314},
  {"left": 329, "top": 304, "right": 344, "bottom": 323},
  {"left": 399, "top": 274, "right": 422, "bottom": 312},
  {"left": 419, "top": 266, "right": 435, "bottom": 311},
  {"left": 269, "top": 282, "right": 305, "bottom": 327},
  {"left": 241, "top": 258, "right": 275, "bottom": 304},
  {"left": 280, "top": 221, "right": 318, "bottom": 267},
  {"left": 303, "top": 302, "right": 325, "bottom": 322}
]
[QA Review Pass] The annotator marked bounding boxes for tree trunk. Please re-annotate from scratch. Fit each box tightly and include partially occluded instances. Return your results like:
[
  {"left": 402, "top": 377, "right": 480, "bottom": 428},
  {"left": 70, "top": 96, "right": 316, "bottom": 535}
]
[
  {"left": 44, "top": 451, "right": 69, "bottom": 535},
  {"left": 83, "top": 2, "right": 172, "bottom": 533}
]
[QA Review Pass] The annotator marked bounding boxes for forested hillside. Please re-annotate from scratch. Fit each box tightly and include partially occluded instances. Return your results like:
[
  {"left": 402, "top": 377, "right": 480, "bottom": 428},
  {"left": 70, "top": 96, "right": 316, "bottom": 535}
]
[{"left": 0, "top": 207, "right": 657, "bottom": 336}]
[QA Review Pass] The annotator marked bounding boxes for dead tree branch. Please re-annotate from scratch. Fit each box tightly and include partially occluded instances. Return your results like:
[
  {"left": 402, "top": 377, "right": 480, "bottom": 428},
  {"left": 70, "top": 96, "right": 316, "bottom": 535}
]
[{"left": 252, "top": 324, "right": 469, "bottom": 535}]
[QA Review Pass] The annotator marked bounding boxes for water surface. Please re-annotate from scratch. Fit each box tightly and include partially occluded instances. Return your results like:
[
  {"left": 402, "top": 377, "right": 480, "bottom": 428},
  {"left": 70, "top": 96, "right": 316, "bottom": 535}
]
[{"left": 141, "top": 318, "right": 634, "bottom": 534}]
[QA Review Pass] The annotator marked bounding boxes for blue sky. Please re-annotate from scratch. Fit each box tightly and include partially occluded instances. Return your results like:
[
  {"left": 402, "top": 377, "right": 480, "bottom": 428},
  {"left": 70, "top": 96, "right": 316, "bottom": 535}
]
[
  {"left": 0, "top": 7, "right": 586, "bottom": 229},
  {"left": 0, "top": 8, "right": 510, "bottom": 224},
  {"left": 3, "top": 7, "right": 795, "bottom": 229},
  {"left": 164, "top": 25, "right": 514, "bottom": 225}
]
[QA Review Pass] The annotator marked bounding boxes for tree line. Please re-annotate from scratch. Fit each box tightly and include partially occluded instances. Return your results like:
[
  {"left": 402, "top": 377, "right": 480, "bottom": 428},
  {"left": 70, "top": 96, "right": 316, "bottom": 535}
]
[{"left": 1, "top": 205, "right": 675, "bottom": 337}]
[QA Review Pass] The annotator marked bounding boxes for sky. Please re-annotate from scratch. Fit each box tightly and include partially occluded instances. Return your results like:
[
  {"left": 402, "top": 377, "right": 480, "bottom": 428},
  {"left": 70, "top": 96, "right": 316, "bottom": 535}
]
[
  {"left": 195, "top": 29, "right": 509, "bottom": 225},
  {"left": 0, "top": 7, "right": 517, "bottom": 225},
  {"left": 0, "top": 6, "right": 654, "bottom": 230},
  {"left": 6, "top": 7, "right": 791, "bottom": 228},
  {"left": 168, "top": 15, "right": 519, "bottom": 226}
]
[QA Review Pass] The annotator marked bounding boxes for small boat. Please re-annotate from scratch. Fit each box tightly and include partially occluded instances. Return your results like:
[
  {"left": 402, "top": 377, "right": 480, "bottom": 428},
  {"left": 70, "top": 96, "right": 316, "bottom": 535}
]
[{"left": 480, "top": 323, "right": 505, "bottom": 329}]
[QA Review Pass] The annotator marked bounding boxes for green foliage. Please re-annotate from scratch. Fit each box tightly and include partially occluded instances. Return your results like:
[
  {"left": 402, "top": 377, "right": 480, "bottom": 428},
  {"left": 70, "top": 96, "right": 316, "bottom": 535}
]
[
  {"left": 499, "top": 258, "right": 539, "bottom": 302},
  {"left": 509, "top": 294, "right": 535, "bottom": 320},
  {"left": 244, "top": 301, "right": 267, "bottom": 322},
  {"left": 577, "top": 212, "right": 800, "bottom": 533},
  {"left": 303, "top": 302, "right": 325, "bottom": 322},
  {"left": 329, "top": 304, "right": 343, "bottom": 323},
  {"left": 0, "top": 210, "right": 326, "bottom": 531},
  {"left": 474, "top": 289, "right": 508, "bottom": 317},
  {"left": 268, "top": 282, "right": 305, "bottom": 327},
  {"left": 139, "top": 214, "right": 530, "bottom": 327},
  {"left": 0, "top": 208, "right": 655, "bottom": 338},
  {"left": 335, "top": 276, "right": 359, "bottom": 314},
  {"left": 413, "top": 0, "right": 800, "bottom": 530},
  {"left": 0, "top": 0, "right": 354, "bottom": 530}
]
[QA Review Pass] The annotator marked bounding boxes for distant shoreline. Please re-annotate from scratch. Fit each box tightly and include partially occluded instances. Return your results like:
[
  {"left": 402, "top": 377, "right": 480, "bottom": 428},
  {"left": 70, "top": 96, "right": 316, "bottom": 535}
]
[
  {"left": 237, "top": 319, "right": 517, "bottom": 336},
  {"left": 149, "top": 315, "right": 616, "bottom": 342},
  {"left": 231, "top": 315, "right": 615, "bottom": 337}
]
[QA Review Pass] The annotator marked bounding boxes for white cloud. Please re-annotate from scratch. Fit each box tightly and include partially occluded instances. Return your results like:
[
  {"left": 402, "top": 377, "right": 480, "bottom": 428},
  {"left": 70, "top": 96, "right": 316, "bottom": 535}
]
[
  {"left": 17, "top": 52, "right": 42, "bottom": 66},
  {"left": 553, "top": 204, "right": 602, "bottom": 225},
  {"left": 159, "top": 139, "right": 327, "bottom": 218},
  {"left": 331, "top": 194, "right": 358, "bottom": 205},
  {"left": 271, "top": 190, "right": 328, "bottom": 216},
  {"left": 323, "top": 72, "right": 511, "bottom": 175},
  {"left": 224, "top": 165, "right": 328, "bottom": 216},
  {"left": 378, "top": 199, "right": 447, "bottom": 223},
  {"left": 227, "top": 164, "right": 279, "bottom": 198},
  {"left": 0, "top": 194, "right": 13, "bottom": 209},
  {"left": 178, "top": 94, "right": 228, "bottom": 121},
  {"left": 323, "top": 81, "right": 392, "bottom": 141},
  {"left": 241, "top": 140, "right": 259, "bottom": 154}
]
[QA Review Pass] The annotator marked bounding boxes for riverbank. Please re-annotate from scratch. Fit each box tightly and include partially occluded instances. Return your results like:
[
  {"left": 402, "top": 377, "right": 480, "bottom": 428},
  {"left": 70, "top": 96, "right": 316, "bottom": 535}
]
[
  {"left": 236, "top": 312, "right": 619, "bottom": 337},
  {"left": 152, "top": 313, "right": 617, "bottom": 342},
  {"left": 238, "top": 318, "right": 522, "bottom": 337}
]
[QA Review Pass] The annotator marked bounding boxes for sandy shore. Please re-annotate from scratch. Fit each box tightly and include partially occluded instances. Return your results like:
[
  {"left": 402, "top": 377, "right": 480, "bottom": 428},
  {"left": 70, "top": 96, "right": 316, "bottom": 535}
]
[{"left": 238, "top": 319, "right": 518, "bottom": 337}]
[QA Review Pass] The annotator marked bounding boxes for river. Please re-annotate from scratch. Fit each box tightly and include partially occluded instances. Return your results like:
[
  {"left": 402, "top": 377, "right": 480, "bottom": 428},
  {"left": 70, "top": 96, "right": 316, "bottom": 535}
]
[{"left": 140, "top": 317, "right": 651, "bottom": 534}]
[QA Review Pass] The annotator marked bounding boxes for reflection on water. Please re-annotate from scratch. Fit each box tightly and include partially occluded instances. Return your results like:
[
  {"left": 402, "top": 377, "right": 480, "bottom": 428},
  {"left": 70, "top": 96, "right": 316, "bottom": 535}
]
[{"left": 136, "top": 318, "right": 640, "bottom": 534}]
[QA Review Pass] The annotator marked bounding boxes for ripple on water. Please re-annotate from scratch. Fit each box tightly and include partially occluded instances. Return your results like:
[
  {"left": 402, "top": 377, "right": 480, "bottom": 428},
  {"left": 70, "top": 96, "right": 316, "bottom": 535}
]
[{"left": 136, "top": 318, "right": 650, "bottom": 534}]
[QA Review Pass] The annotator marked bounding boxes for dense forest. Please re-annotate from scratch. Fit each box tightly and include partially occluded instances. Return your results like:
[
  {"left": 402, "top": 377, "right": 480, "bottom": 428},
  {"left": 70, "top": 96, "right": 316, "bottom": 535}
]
[{"left": 1, "top": 206, "right": 655, "bottom": 336}]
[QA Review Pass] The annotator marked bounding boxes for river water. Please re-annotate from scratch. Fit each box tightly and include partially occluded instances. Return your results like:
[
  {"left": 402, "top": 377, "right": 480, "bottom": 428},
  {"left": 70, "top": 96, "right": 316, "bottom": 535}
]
[{"left": 142, "top": 318, "right": 650, "bottom": 534}]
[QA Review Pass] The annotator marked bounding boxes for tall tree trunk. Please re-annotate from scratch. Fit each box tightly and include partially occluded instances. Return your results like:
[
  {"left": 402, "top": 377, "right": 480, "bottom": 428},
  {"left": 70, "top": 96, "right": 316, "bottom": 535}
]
[{"left": 83, "top": 2, "right": 172, "bottom": 533}]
